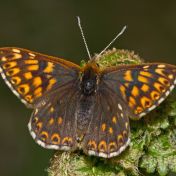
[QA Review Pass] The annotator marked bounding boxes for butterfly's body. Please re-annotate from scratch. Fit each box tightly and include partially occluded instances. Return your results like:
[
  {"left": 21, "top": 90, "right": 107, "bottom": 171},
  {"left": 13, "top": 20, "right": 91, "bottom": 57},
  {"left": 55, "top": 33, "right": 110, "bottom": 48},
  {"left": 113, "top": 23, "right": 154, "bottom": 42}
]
[
  {"left": 0, "top": 47, "right": 176, "bottom": 158},
  {"left": 80, "top": 63, "right": 99, "bottom": 96},
  {"left": 76, "top": 94, "right": 95, "bottom": 141}
]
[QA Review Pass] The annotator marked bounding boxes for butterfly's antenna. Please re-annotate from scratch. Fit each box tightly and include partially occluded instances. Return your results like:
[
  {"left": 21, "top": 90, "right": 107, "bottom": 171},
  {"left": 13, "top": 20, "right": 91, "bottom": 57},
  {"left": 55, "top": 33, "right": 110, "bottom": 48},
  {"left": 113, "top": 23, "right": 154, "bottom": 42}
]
[
  {"left": 97, "top": 25, "right": 127, "bottom": 58},
  {"left": 77, "top": 16, "right": 91, "bottom": 59}
]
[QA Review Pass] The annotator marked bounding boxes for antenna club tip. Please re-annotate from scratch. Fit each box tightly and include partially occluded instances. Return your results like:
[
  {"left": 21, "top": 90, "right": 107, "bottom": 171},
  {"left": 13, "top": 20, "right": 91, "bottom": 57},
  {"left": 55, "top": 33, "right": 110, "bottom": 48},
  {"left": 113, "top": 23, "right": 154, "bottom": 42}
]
[{"left": 122, "top": 25, "right": 127, "bottom": 32}]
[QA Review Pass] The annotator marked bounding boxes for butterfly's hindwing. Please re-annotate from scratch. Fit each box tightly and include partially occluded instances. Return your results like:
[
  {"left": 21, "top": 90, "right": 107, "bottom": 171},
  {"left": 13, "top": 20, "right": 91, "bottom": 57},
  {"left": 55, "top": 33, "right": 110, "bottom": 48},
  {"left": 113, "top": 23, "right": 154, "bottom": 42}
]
[
  {"left": 82, "top": 84, "right": 130, "bottom": 158},
  {"left": 102, "top": 63, "right": 176, "bottom": 119},
  {"left": 28, "top": 80, "right": 80, "bottom": 150}
]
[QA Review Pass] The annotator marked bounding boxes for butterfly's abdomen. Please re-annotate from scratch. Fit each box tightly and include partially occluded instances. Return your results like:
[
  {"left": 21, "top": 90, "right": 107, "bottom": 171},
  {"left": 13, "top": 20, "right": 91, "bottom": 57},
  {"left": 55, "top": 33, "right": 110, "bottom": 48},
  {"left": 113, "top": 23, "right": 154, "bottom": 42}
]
[{"left": 76, "top": 95, "right": 94, "bottom": 141}]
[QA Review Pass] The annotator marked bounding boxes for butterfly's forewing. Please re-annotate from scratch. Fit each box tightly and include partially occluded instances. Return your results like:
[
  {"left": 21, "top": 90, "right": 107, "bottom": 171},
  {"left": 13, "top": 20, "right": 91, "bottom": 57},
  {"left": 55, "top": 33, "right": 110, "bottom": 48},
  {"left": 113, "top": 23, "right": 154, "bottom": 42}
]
[
  {"left": 0, "top": 47, "right": 81, "bottom": 108},
  {"left": 0, "top": 47, "right": 81, "bottom": 150},
  {"left": 82, "top": 83, "right": 130, "bottom": 158},
  {"left": 102, "top": 63, "right": 176, "bottom": 119}
]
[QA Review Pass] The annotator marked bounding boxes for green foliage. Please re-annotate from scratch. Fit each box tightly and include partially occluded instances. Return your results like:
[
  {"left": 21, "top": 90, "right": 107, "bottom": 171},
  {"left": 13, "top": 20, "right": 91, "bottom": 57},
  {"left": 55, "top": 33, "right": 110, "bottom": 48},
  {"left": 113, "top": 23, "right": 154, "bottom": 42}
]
[
  {"left": 47, "top": 49, "right": 176, "bottom": 176},
  {"left": 95, "top": 48, "right": 143, "bottom": 67}
]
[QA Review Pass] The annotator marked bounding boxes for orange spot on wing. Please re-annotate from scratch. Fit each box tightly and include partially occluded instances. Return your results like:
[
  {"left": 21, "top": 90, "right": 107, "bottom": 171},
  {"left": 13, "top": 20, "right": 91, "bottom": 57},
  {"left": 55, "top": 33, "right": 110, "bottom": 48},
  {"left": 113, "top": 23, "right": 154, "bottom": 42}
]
[
  {"left": 131, "top": 86, "right": 139, "bottom": 97},
  {"left": 24, "top": 60, "right": 38, "bottom": 64},
  {"left": 48, "top": 118, "right": 54, "bottom": 125},
  {"left": 17, "top": 84, "right": 30, "bottom": 95},
  {"left": 141, "top": 96, "right": 152, "bottom": 108},
  {"left": 36, "top": 122, "right": 42, "bottom": 131},
  {"left": 32, "top": 117, "right": 39, "bottom": 123},
  {"left": 138, "top": 75, "right": 148, "bottom": 83},
  {"left": 7, "top": 68, "right": 20, "bottom": 76},
  {"left": 1, "top": 57, "right": 7, "bottom": 62},
  {"left": 33, "top": 76, "right": 42, "bottom": 87},
  {"left": 112, "top": 116, "right": 117, "bottom": 124},
  {"left": 124, "top": 70, "right": 133, "bottom": 81},
  {"left": 108, "top": 142, "right": 117, "bottom": 152},
  {"left": 50, "top": 107, "right": 54, "bottom": 112},
  {"left": 88, "top": 140, "right": 97, "bottom": 150},
  {"left": 101, "top": 123, "right": 106, "bottom": 132},
  {"left": 44, "top": 62, "right": 54, "bottom": 73},
  {"left": 11, "top": 53, "right": 22, "bottom": 60},
  {"left": 34, "top": 87, "right": 42, "bottom": 97},
  {"left": 140, "top": 71, "right": 153, "bottom": 77},
  {"left": 120, "top": 85, "right": 126, "bottom": 98},
  {"left": 98, "top": 141, "right": 107, "bottom": 152},
  {"left": 25, "top": 94, "right": 33, "bottom": 103},
  {"left": 117, "top": 135, "right": 123, "bottom": 146},
  {"left": 158, "top": 77, "right": 170, "bottom": 86},
  {"left": 168, "top": 74, "right": 173, "bottom": 79},
  {"left": 27, "top": 65, "right": 39, "bottom": 71},
  {"left": 62, "top": 137, "right": 73, "bottom": 145},
  {"left": 47, "top": 78, "right": 56, "bottom": 91},
  {"left": 129, "top": 96, "right": 136, "bottom": 108},
  {"left": 151, "top": 91, "right": 160, "bottom": 100},
  {"left": 11, "top": 76, "right": 21, "bottom": 85},
  {"left": 109, "top": 127, "right": 113, "bottom": 134},
  {"left": 40, "top": 131, "right": 49, "bottom": 141},
  {"left": 154, "top": 82, "right": 165, "bottom": 92},
  {"left": 123, "top": 130, "right": 128, "bottom": 138},
  {"left": 58, "top": 117, "right": 63, "bottom": 125},
  {"left": 141, "top": 84, "right": 150, "bottom": 92},
  {"left": 51, "top": 133, "right": 60, "bottom": 144},
  {"left": 3, "top": 61, "right": 17, "bottom": 69},
  {"left": 124, "top": 83, "right": 129, "bottom": 87},
  {"left": 135, "top": 106, "right": 143, "bottom": 114},
  {"left": 24, "top": 72, "right": 33, "bottom": 79},
  {"left": 155, "top": 69, "right": 165, "bottom": 77}
]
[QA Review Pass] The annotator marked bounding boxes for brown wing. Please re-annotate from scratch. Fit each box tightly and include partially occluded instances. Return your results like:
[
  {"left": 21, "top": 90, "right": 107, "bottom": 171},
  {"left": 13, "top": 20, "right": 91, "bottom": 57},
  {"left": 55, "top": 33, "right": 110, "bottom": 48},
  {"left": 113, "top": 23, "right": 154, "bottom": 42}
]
[
  {"left": 82, "top": 84, "right": 130, "bottom": 158},
  {"left": 101, "top": 63, "right": 176, "bottom": 119},
  {"left": 28, "top": 81, "right": 80, "bottom": 151},
  {"left": 0, "top": 47, "right": 81, "bottom": 108},
  {"left": 0, "top": 47, "right": 82, "bottom": 151}
]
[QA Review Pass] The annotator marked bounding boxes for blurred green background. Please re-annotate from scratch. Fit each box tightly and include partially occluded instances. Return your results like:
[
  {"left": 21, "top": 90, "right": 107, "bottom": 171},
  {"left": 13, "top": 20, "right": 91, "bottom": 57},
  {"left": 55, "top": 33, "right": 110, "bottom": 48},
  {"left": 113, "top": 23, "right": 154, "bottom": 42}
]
[{"left": 0, "top": 1, "right": 176, "bottom": 176}]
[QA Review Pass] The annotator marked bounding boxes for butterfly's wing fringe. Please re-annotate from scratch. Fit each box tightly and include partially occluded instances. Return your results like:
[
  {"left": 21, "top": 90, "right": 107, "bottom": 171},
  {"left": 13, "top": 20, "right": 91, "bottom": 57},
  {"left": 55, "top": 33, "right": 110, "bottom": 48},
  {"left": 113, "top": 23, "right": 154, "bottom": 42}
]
[{"left": 47, "top": 49, "right": 176, "bottom": 176}]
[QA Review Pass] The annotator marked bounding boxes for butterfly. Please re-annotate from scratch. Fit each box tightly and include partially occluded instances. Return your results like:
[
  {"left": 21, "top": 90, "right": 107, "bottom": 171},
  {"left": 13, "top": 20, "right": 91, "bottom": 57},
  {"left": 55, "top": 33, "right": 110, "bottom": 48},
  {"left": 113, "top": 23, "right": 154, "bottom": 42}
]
[{"left": 0, "top": 47, "right": 175, "bottom": 158}]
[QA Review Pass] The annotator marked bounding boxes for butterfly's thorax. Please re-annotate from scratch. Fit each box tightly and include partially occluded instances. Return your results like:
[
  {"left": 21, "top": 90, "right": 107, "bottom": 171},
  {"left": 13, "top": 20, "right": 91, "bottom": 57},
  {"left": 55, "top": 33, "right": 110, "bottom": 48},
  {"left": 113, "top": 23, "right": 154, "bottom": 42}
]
[{"left": 80, "top": 62, "right": 99, "bottom": 96}]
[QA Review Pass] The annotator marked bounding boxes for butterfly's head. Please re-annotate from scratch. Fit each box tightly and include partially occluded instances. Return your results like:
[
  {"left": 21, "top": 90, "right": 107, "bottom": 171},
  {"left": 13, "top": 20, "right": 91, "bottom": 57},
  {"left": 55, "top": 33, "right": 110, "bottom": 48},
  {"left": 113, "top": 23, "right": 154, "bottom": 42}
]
[{"left": 80, "top": 62, "right": 100, "bottom": 96}]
